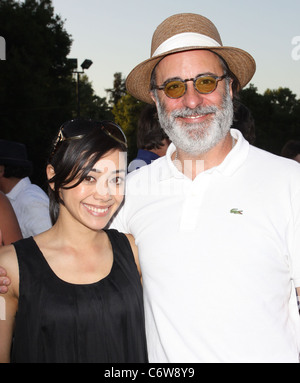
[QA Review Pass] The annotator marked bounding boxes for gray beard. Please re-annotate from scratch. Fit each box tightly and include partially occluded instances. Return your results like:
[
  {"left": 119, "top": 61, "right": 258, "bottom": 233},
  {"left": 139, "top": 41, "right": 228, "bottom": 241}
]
[{"left": 156, "top": 84, "right": 234, "bottom": 155}]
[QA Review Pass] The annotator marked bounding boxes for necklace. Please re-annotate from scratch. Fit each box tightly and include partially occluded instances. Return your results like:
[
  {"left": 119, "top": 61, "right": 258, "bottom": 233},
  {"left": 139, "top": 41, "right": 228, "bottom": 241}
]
[{"left": 174, "top": 150, "right": 178, "bottom": 162}]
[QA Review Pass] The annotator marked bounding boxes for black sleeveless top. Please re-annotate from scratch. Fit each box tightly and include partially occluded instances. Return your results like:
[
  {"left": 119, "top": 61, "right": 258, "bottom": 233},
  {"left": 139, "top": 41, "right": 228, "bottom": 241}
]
[{"left": 11, "top": 229, "right": 148, "bottom": 363}]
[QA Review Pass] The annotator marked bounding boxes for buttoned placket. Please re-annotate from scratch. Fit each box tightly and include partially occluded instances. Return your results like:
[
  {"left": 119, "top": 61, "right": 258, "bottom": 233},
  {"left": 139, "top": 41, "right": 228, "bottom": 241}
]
[
  {"left": 179, "top": 171, "right": 213, "bottom": 232},
  {"left": 163, "top": 129, "right": 249, "bottom": 232}
]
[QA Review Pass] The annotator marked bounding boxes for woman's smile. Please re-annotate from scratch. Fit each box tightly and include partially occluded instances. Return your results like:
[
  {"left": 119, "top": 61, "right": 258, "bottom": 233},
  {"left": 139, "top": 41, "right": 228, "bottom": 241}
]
[{"left": 82, "top": 202, "right": 111, "bottom": 217}]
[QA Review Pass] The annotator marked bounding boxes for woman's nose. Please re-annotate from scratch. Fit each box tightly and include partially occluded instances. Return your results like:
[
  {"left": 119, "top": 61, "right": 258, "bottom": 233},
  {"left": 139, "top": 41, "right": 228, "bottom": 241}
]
[{"left": 94, "top": 180, "right": 112, "bottom": 201}]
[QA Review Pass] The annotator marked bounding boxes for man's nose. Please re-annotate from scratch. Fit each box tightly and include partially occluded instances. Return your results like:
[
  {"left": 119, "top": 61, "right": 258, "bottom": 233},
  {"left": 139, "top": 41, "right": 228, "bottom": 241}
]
[{"left": 181, "top": 82, "right": 205, "bottom": 109}]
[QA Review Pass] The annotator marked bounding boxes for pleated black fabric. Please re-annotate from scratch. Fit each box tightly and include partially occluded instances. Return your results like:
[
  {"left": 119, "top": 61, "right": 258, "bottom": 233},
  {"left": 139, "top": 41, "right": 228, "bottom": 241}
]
[{"left": 11, "top": 229, "right": 148, "bottom": 363}]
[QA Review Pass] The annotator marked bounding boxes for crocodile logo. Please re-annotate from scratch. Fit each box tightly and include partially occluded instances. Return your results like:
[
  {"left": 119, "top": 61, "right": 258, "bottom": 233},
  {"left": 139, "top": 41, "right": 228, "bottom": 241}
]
[{"left": 230, "top": 208, "right": 243, "bottom": 215}]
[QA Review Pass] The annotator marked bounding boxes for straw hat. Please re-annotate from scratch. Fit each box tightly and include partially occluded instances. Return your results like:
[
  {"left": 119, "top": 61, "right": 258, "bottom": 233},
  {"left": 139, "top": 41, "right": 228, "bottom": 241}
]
[{"left": 126, "top": 13, "right": 256, "bottom": 104}]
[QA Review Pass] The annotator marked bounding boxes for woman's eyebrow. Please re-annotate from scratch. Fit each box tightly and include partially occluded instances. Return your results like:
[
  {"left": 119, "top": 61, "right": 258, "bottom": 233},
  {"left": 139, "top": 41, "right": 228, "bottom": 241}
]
[{"left": 90, "top": 168, "right": 126, "bottom": 174}]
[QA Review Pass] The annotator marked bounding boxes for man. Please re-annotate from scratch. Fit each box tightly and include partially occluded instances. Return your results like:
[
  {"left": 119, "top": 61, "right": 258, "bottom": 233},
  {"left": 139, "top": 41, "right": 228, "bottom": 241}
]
[
  {"left": 128, "top": 104, "right": 170, "bottom": 172},
  {"left": 281, "top": 140, "right": 300, "bottom": 163},
  {"left": 231, "top": 101, "right": 256, "bottom": 144},
  {"left": 0, "top": 140, "right": 52, "bottom": 237},
  {"left": 2, "top": 13, "right": 300, "bottom": 362},
  {"left": 114, "top": 13, "right": 300, "bottom": 362}
]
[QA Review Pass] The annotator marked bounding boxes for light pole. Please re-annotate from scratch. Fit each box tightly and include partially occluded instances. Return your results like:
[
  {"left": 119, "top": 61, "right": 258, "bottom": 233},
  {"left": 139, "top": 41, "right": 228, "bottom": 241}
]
[{"left": 69, "top": 58, "right": 93, "bottom": 117}]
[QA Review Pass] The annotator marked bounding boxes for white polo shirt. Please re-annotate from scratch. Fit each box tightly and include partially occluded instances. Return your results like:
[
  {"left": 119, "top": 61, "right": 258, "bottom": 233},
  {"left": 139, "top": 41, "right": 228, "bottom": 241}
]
[
  {"left": 111, "top": 129, "right": 300, "bottom": 363},
  {"left": 6, "top": 177, "right": 52, "bottom": 238}
]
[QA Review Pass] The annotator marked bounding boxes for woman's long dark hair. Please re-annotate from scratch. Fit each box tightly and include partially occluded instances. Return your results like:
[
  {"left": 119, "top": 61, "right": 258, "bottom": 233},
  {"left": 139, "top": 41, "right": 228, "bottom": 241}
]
[{"left": 47, "top": 119, "right": 127, "bottom": 225}]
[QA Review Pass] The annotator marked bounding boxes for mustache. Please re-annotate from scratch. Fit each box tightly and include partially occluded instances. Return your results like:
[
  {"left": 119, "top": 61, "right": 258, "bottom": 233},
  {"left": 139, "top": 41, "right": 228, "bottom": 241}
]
[{"left": 171, "top": 105, "right": 219, "bottom": 119}]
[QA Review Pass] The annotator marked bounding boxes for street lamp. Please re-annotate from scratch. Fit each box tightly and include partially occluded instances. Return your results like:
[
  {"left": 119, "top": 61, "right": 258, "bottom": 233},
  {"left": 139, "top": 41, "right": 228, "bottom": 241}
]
[
  {"left": 81, "top": 59, "right": 93, "bottom": 70},
  {"left": 69, "top": 58, "right": 93, "bottom": 117}
]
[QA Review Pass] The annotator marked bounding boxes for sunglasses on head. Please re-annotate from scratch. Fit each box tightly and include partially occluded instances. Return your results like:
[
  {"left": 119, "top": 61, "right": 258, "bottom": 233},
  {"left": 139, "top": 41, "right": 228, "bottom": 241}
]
[
  {"left": 152, "top": 73, "right": 227, "bottom": 99},
  {"left": 52, "top": 119, "right": 127, "bottom": 155}
]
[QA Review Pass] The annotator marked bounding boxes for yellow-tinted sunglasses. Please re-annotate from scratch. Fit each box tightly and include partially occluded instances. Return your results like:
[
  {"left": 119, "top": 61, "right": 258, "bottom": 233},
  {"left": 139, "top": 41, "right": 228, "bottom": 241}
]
[{"left": 153, "top": 74, "right": 227, "bottom": 99}]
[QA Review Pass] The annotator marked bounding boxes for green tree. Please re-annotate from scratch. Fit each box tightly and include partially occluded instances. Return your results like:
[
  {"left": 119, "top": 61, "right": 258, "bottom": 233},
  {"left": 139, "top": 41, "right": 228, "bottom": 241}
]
[
  {"left": 263, "top": 87, "right": 300, "bottom": 154},
  {"left": 0, "top": 0, "right": 74, "bottom": 186},
  {"left": 239, "top": 84, "right": 271, "bottom": 150},
  {"left": 112, "top": 93, "right": 146, "bottom": 161},
  {"left": 0, "top": 0, "right": 110, "bottom": 186},
  {"left": 239, "top": 85, "right": 300, "bottom": 155},
  {"left": 75, "top": 74, "right": 112, "bottom": 120},
  {"left": 105, "top": 72, "right": 127, "bottom": 107}
]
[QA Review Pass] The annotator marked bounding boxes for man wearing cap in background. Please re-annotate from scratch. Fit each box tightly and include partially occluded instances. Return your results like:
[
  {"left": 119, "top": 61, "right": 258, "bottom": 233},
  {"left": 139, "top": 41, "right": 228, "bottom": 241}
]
[
  {"left": 0, "top": 139, "right": 51, "bottom": 238},
  {"left": 111, "top": 13, "right": 300, "bottom": 363},
  {"left": 1, "top": 13, "right": 300, "bottom": 363}
]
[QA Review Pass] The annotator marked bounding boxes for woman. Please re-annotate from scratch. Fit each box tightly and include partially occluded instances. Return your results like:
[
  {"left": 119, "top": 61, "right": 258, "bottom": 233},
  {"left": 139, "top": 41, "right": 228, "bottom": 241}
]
[
  {"left": 0, "top": 192, "right": 22, "bottom": 245},
  {"left": 0, "top": 119, "right": 148, "bottom": 363}
]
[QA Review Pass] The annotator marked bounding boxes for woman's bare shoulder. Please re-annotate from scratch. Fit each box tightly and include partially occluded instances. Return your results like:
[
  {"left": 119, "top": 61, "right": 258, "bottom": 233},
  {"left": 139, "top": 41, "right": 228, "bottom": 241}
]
[{"left": 0, "top": 244, "right": 17, "bottom": 263}]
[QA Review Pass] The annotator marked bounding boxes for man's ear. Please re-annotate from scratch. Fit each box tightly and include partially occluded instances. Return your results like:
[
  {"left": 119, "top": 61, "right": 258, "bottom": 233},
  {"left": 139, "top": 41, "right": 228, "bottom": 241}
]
[
  {"left": 229, "top": 78, "right": 234, "bottom": 99},
  {"left": 150, "top": 91, "right": 158, "bottom": 106},
  {"left": 46, "top": 164, "right": 55, "bottom": 191}
]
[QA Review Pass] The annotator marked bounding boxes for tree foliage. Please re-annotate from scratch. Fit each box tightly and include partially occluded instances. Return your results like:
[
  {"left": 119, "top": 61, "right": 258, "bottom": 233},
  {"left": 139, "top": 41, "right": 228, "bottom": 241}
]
[
  {"left": 105, "top": 72, "right": 127, "bottom": 107},
  {"left": 77, "top": 74, "right": 113, "bottom": 121},
  {"left": 112, "top": 93, "right": 146, "bottom": 161},
  {"left": 0, "top": 0, "right": 111, "bottom": 187},
  {"left": 240, "top": 85, "right": 300, "bottom": 154}
]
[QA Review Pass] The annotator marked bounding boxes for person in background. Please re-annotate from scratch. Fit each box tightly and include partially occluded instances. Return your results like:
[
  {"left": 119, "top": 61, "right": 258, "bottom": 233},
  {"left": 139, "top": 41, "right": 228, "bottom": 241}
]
[
  {"left": 281, "top": 139, "right": 300, "bottom": 163},
  {"left": 128, "top": 104, "right": 171, "bottom": 172},
  {"left": 0, "top": 139, "right": 52, "bottom": 237},
  {"left": 0, "top": 119, "right": 147, "bottom": 363},
  {"left": 0, "top": 191, "right": 22, "bottom": 245},
  {"left": 231, "top": 100, "right": 256, "bottom": 144}
]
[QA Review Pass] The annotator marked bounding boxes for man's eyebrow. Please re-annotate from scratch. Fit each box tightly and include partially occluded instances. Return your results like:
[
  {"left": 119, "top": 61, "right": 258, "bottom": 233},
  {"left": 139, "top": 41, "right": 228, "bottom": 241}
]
[
  {"left": 163, "top": 76, "right": 182, "bottom": 83},
  {"left": 161, "top": 72, "right": 219, "bottom": 84}
]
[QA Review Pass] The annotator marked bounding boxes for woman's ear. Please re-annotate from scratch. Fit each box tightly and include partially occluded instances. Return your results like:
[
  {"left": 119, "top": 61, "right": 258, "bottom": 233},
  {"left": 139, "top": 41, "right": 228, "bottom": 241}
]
[{"left": 46, "top": 164, "right": 55, "bottom": 191}]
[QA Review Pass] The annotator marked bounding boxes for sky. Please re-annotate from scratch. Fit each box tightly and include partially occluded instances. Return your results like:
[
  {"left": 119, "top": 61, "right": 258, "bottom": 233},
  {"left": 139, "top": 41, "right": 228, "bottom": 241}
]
[{"left": 51, "top": 0, "right": 300, "bottom": 100}]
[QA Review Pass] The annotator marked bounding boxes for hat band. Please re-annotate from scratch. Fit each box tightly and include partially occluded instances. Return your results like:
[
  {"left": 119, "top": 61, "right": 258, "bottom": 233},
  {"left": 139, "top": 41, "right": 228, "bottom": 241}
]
[{"left": 152, "top": 32, "right": 221, "bottom": 57}]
